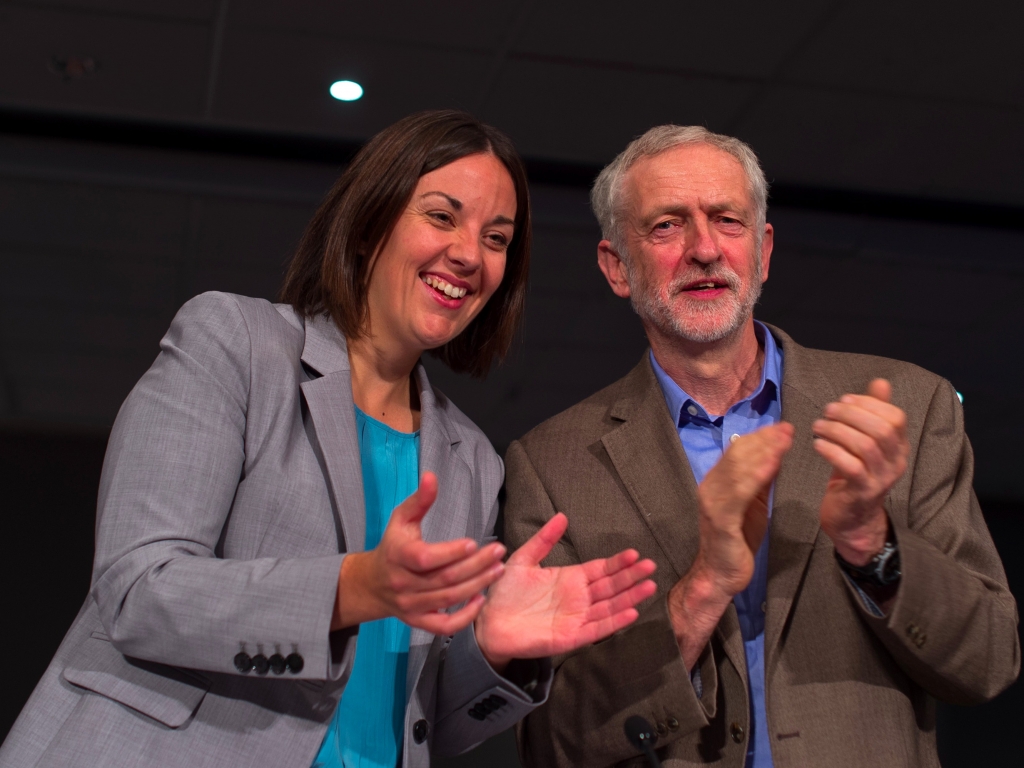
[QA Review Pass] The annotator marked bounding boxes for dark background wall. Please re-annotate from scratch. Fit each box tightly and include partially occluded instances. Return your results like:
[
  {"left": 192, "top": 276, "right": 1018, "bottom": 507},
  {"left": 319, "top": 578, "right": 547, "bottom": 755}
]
[{"left": 1, "top": 1, "right": 1023, "bottom": 765}]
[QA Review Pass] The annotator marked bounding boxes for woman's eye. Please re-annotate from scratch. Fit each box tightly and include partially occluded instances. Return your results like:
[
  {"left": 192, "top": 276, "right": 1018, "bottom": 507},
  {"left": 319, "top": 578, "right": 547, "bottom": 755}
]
[
  {"left": 487, "top": 233, "right": 509, "bottom": 248},
  {"left": 430, "top": 211, "right": 454, "bottom": 225}
]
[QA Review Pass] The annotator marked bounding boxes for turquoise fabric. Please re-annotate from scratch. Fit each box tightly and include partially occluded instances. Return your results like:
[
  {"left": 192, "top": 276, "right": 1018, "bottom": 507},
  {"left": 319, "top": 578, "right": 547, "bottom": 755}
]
[{"left": 312, "top": 407, "right": 419, "bottom": 768}]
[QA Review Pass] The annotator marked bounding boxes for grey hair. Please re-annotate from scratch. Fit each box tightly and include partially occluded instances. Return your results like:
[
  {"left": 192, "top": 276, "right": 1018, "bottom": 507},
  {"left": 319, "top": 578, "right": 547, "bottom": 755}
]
[{"left": 590, "top": 125, "right": 769, "bottom": 257}]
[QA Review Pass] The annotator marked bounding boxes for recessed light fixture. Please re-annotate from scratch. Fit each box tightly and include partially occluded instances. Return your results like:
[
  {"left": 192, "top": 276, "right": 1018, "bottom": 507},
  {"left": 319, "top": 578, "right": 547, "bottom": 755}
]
[{"left": 330, "top": 80, "right": 363, "bottom": 102}]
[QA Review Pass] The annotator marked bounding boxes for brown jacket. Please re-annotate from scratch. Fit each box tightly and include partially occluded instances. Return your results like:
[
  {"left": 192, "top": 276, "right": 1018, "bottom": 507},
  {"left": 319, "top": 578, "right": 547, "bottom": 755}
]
[{"left": 503, "top": 325, "right": 1019, "bottom": 768}]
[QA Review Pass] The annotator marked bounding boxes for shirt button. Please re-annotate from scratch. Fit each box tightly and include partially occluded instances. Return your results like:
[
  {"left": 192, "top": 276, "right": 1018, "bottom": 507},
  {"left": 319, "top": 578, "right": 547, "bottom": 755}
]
[
  {"left": 687, "top": 405, "right": 699, "bottom": 416},
  {"left": 730, "top": 433, "right": 740, "bottom": 444}
]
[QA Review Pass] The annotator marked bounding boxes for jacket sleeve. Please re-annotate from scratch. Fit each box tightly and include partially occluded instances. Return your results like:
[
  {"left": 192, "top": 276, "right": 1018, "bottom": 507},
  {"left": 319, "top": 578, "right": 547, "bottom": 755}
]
[
  {"left": 503, "top": 439, "right": 718, "bottom": 768},
  {"left": 852, "top": 377, "right": 1020, "bottom": 704},
  {"left": 91, "top": 292, "right": 346, "bottom": 680},
  {"left": 430, "top": 470, "right": 554, "bottom": 758}
]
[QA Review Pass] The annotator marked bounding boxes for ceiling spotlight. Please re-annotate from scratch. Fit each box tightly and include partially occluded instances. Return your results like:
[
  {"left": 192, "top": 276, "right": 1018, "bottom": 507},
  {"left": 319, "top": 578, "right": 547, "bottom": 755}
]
[{"left": 330, "top": 80, "right": 363, "bottom": 102}]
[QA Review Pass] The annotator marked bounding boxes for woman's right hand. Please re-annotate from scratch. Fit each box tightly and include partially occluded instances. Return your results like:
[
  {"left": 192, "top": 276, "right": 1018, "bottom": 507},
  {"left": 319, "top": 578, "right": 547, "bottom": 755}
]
[{"left": 331, "top": 472, "right": 506, "bottom": 634}]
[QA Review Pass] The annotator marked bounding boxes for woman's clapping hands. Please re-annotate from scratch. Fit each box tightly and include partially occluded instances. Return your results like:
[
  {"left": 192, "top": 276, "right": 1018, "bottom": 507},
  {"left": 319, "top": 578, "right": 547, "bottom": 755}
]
[{"left": 333, "top": 473, "right": 658, "bottom": 663}]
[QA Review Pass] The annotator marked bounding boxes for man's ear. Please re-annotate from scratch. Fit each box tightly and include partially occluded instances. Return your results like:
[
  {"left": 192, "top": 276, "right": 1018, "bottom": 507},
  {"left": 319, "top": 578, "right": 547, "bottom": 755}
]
[
  {"left": 597, "top": 241, "right": 632, "bottom": 299},
  {"left": 759, "top": 223, "right": 774, "bottom": 283}
]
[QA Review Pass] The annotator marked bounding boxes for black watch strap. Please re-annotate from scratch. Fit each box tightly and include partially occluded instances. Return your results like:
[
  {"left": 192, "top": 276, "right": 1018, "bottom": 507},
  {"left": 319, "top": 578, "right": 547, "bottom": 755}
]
[{"left": 835, "top": 525, "right": 902, "bottom": 587}]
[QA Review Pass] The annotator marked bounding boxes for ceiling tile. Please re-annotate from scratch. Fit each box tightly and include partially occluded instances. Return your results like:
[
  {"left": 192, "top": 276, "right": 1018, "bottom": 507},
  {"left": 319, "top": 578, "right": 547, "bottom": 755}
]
[
  {"left": 513, "top": 0, "right": 827, "bottom": 79},
  {"left": 0, "top": 4, "right": 210, "bottom": 118},
  {"left": 783, "top": 0, "right": 1024, "bottom": 107},
  {"left": 14, "top": 0, "right": 219, "bottom": 22},
  {"left": 480, "top": 58, "right": 755, "bottom": 164},
  {"left": 212, "top": 28, "right": 494, "bottom": 138},
  {"left": 231, "top": 0, "right": 514, "bottom": 49}
]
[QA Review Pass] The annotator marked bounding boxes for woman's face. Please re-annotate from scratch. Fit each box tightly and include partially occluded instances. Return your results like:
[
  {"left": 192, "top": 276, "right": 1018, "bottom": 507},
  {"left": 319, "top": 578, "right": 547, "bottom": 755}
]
[{"left": 365, "top": 152, "right": 517, "bottom": 356}]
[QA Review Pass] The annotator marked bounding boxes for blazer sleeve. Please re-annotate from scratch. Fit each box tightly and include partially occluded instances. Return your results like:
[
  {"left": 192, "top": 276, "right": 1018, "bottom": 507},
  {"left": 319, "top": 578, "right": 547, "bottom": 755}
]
[
  {"left": 503, "top": 439, "right": 717, "bottom": 768},
  {"left": 431, "top": 465, "right": 554, "bottom": 758},
  {"left": 853, "top": 377, "right": 1020, "bottom": 704},
  {"left": 90, "top": 292, "right": 345, "bottom": 679}
]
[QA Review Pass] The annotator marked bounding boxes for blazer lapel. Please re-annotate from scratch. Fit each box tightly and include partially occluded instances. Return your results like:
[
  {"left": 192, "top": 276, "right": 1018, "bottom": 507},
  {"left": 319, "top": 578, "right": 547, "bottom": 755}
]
[
  {"left": 600, "top": 357, "right": 747, "bottom": 683},
  {"left": 764, "top": 326, "right": 836, "bottom": 671},
  {"left": 298, "top": 314, "right": 366, "bottom": 555},
  {"left": 415, "top": 364, "right": 471, "bottom": 548},
  {"left": 407, "top": 363, "right": 473, "bottom": 693}
]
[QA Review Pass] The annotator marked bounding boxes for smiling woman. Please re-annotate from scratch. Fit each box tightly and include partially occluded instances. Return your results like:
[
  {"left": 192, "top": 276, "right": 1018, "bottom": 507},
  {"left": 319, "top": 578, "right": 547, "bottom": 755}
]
[
  {"left": 0, "top": 110, "right": 657, "bottom": 768},
  {"left": 281, "top": 111, "right": 531, "bottom": 380}
]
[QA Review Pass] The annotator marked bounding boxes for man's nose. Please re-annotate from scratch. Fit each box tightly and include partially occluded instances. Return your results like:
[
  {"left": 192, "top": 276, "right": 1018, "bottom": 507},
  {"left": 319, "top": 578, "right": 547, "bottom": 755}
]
[{"left": 686, "top": 217, "right": 719, "bottom": 264}]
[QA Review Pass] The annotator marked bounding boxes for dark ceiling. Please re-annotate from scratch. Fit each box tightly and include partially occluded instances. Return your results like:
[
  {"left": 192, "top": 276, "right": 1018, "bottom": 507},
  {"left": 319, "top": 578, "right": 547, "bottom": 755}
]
[{"left": 2, "top": 0, "right": 1023, "bottom": 208}]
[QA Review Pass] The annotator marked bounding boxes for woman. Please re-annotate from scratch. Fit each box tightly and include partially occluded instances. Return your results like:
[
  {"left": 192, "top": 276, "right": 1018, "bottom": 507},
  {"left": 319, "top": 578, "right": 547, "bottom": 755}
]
[{"left": 0, "top": 111, "right": 655, "bottom": 768}]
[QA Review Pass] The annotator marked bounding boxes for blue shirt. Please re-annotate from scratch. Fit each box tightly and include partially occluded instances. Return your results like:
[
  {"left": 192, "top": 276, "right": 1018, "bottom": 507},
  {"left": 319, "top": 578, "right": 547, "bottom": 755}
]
[
  {"left": 651, "top": 321, "right": 783, "bottom": 768},
  {"left": 313, "top": 408, "right": 419, "bottom": 768}
]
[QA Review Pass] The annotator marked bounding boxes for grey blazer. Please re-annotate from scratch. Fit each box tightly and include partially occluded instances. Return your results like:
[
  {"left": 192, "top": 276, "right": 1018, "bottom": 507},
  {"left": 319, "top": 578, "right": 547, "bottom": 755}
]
[{"left": 0, "top": 292, "right": 545, "bottom": 768}]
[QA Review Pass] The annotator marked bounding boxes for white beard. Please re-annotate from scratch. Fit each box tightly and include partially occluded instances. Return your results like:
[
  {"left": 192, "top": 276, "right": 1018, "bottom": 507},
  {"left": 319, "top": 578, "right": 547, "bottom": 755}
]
[{"left": 627, "top": 254, "right": 762, "bottom": 344}]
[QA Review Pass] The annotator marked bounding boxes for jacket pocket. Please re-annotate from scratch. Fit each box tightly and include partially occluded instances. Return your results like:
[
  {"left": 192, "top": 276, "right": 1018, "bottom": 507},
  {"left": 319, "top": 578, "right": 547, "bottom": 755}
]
[{"left": 62, "top": 633, "right": 210, "bottom": 728}]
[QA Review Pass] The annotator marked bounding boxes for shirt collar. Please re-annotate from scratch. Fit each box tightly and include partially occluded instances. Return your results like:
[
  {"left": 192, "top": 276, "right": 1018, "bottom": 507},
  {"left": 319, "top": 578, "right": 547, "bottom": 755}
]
[{"left": 651, "top": 321, "right": 782, "bottom": 425}]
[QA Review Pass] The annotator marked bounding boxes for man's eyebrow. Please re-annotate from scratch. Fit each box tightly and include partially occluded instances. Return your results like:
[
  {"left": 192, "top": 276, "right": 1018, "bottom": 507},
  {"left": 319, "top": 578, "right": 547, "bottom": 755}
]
[
  {"left": 642, "top": 200, "right": 749, "bottom": 224},
  {"left": 420, "top": 191, "right": 462, "bottom": 210}
]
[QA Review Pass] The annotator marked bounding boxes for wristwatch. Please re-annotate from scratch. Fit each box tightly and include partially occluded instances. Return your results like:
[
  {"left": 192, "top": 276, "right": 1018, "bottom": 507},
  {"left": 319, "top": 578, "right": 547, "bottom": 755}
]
[{"left": 835, "top": 526, "right": 902, "bottom": 587}]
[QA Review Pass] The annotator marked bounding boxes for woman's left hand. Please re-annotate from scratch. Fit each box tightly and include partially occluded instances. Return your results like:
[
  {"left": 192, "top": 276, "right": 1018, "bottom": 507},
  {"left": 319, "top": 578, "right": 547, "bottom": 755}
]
[{"left": 473, "top": 513, "right": 657, "bottom": 672}]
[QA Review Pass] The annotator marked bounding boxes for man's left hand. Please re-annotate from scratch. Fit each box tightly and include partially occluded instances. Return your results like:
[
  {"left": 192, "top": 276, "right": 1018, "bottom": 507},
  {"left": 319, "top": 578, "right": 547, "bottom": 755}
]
[{"left": 812, "top": 379, "right": 909, "bottom": 565}]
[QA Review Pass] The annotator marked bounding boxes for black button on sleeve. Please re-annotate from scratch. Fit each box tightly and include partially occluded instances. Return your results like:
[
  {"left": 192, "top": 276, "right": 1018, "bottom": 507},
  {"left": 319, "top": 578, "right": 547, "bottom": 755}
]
[
  {"left": 233, "top": 652, "right": 252, "bottom": 674},
  {"left": 286, "top": 653, "right": 304, "bottom": 674},
  {"left": 413, "top": 719, "right": 429, "bottom": 744},
  {"left": 252, "top": 654, "right": 270, "bottom": 675},
  {"left": 468, "top": 708, "right": 486, "bottom": 721},
  {"left": 269, "top": 654, "right": 286, "bottom": 675}
]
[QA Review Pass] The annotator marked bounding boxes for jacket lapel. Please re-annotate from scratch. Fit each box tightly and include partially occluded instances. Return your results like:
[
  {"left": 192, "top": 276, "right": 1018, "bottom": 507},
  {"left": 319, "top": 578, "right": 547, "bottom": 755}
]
[
  {"left": 764, "top": 326, "right": 836, "bottom": 671},
  {"left": 407, "top": 364, "right": 472, "bottom": 694},
  {"left": 298, "top": 314, "right": 366, "bottom": 555},
  {"left": 600, "top": 357, "right": 747, "bottom": 683}
]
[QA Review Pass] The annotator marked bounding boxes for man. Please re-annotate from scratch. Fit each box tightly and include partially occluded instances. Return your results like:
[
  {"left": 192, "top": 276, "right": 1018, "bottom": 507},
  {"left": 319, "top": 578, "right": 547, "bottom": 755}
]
[{"left": 503, "top": 125, "right": 1019, "bottom": 768}]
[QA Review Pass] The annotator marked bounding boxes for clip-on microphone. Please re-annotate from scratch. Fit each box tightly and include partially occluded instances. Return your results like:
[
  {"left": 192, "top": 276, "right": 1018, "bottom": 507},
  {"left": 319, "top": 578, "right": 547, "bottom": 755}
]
[{"left": 624, "top": 715, "right": 663, "bottom": 768}]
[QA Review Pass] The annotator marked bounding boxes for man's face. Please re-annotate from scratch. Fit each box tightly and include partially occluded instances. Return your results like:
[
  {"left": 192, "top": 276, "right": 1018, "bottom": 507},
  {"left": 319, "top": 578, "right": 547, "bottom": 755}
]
[{"left": 608, "top": 143, "right": 772, "bottom": 344}]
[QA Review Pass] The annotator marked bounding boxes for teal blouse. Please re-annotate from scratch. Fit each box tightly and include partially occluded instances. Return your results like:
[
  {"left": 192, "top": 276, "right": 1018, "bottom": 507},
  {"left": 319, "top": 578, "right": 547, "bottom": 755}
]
[{"left": 312, "top": 407, "right": 419, "bottom": 768}]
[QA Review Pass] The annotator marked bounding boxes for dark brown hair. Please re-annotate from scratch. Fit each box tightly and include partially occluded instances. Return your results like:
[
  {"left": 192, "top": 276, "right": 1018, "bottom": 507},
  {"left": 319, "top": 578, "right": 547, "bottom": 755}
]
[{"left": 279, "top": 110, "right": 531, "bottom": 377}]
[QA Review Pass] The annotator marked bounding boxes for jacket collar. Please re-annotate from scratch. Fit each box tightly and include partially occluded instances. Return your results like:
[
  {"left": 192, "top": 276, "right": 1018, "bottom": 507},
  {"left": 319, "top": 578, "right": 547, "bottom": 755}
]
[{"left": 298, "top": 313, "right": 466, "bottom": 555}]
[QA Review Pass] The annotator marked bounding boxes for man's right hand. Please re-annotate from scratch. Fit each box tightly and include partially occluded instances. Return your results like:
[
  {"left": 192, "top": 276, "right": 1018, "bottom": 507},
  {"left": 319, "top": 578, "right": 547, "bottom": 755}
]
[
  {"left": 332, "top": 472, "right": 508, "bottom": 635},
  {"left": 668, "top": 423, "right": 794, "bottom": 670}
]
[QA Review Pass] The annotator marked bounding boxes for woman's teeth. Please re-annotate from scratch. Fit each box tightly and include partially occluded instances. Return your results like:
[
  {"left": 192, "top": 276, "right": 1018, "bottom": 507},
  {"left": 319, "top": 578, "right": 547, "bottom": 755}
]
[{"left": 422, "top": 275, "right": 467, "bottom": 299}]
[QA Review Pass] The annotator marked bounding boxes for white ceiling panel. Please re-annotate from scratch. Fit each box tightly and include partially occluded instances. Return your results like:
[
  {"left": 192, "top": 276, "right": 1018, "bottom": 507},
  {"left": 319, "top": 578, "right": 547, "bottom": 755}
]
[
  {"left": 0, "top": 4, "right": 210, "bottom": 118},
  {"left": 514, "top": 0, "right": 827, "bottom": 79},
  {"left": 231, "top": 0, "right": 513, "bottom": 49},
  {"left": 212, "top": 28, "right": 496, "bottom": 138},
  {"left": 736, "top": 84, "right": 1024, "bottom": 205},
  {"left": 785, "top": 0, "right": 1024, "bottom": 107},
  {"left": 480, "top": 58, "right": 755, "bottom": 164}
]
